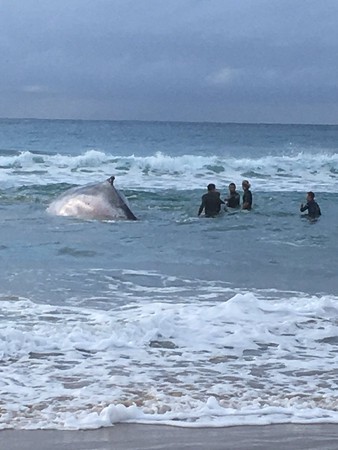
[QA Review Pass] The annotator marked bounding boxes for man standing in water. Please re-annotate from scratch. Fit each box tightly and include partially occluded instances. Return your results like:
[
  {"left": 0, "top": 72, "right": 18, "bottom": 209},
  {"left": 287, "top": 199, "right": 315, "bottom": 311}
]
[
  {"left": 225, "top": 182, "right": 240, "bottom": 208},
  {"left": 300, "top": 191, "right": 321, "bottom": 218},
  {"left": 242, "top": 180, "right": 253, "bottom": 210},
  {"left": 198, "top": 183, "right": 224, "bottom": 217}
]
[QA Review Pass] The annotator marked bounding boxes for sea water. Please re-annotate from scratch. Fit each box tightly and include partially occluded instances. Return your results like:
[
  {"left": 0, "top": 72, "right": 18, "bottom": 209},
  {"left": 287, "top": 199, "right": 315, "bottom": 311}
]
[{"left": 0, "top": 119, "right": 338, "bottom": 429}]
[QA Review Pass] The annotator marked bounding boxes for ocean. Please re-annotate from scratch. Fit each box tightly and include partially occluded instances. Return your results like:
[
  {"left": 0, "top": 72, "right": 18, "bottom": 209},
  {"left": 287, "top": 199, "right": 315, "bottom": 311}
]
[{"left": 0, "top": 118, "right": 338, "bottom": 430}]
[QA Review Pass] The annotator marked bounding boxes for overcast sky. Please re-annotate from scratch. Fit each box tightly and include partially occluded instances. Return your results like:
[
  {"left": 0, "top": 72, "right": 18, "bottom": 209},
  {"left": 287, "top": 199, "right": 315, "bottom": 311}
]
[{"left": 1, "top": 0, "right": 337, "bottom": 124}]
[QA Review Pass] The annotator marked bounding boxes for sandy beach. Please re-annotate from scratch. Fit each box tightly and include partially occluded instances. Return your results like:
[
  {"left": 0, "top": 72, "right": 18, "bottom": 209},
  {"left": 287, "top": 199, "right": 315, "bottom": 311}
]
[{"left": 2, "top": 424, "right": 338, "bottom": 450}]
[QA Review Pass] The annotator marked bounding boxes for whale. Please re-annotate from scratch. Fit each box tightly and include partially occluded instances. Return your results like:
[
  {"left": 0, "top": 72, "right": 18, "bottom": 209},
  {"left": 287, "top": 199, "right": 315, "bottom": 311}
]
[{"left": 47, "top": 176, "right": 137, "bottom": 220}]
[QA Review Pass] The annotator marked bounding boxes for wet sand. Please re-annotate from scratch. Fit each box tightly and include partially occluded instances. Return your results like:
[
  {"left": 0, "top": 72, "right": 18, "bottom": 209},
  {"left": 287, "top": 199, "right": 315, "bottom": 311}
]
[{"left": 2, "top": 423, "right": 338, "bottom": 450}]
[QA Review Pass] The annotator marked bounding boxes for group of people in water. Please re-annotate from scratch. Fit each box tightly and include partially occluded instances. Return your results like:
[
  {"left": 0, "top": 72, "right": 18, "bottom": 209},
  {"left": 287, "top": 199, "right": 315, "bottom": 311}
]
[
  {"left": 198, "top": 180, "right": 321, "bottom": 218},
  {"left": 198, "top": 180, "right": 252, "bottom": 217}
]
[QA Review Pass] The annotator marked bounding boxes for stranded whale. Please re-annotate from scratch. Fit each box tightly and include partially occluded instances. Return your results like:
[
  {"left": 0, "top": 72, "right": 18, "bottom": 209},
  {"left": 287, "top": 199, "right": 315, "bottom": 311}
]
[{"left": 47, "top": 176, "right": 137, "bottom": 220}]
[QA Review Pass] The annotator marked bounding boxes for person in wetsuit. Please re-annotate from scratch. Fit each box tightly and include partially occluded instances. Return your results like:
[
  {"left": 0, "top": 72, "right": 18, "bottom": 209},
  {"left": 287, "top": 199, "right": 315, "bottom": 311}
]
[
  {"left": 198, "top": 183, "right": 225, "bottom": 217},
  {"left": 300, "top": 191, "right": 321, "bottom": 218},
  {"left": 242, "top": 180, "right": 252, "bottom": 210},
  {"left": 225, "top": 182, "right": 240, "bottom": 208}
]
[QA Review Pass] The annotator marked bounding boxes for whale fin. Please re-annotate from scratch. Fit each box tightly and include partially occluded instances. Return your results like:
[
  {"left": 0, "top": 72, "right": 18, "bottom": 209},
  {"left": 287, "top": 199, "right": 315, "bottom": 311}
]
[{"left": 47, "top": 176, "right": 137, "bottom": 221}]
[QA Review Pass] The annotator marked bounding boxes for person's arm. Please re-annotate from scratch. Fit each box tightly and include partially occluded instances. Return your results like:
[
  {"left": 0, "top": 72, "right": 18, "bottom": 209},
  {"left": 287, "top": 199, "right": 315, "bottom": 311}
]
[
  {"left": 198, "top": 197, "right": 205, "bottom": 216},
  {"left": 247, "top": 191, "right": 252, "bottom": 206},
  {"left": 216, "top": 192, "right": 225, "bottom": 205},
  {"left": 300, "top": 202, "right": 308, "bottom": 212},
  {"left": 242, "top": 191, "right": 252, "bottom": 209}
]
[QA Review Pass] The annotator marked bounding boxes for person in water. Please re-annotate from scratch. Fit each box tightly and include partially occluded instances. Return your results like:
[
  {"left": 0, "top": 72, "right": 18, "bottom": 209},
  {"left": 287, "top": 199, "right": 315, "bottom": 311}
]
[
  {"left": 300, "top": 191, "right": 321, "bottom": 218},
  {"left": 242, "top": 180, "right": 252, "bottom": 210},
  {"left": 198, "top": 183, "right": 225, "bottom": 217},
  {"left": 224, "top": 182, "right": 240, "bottom": 208}
]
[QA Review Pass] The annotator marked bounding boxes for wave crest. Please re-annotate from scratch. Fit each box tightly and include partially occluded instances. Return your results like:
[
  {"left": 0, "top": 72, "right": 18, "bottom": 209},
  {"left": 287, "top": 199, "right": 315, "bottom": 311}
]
[{"left": 1, "top": 150, "right": 338, "bottom": 192}]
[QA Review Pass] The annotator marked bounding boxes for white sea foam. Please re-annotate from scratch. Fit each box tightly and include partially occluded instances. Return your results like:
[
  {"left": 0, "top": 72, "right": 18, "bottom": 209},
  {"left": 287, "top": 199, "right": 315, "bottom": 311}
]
[
  {"left": 1, "top": 150, "right": 338, "bottom": 192},
  {"left": 1, "top": 272, "right": 338, "bottom": 430}
]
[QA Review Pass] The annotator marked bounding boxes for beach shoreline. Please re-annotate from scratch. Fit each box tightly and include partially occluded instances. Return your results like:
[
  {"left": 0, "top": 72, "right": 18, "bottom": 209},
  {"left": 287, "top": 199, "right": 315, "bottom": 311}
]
[{"left": 2, "top": 423, "right": 338, "bottom": 450}]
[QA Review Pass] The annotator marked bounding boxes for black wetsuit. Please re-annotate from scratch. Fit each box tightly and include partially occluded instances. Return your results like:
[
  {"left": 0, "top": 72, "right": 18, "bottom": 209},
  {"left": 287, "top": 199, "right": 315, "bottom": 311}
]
[
  {"left": 225, "top": 192, "right": 240, "bottom": 208},
  {"left": 300, "top": 200, "right": 321, "bottom": 218},
  {"left": 242, "top": 190, "right": 252, "bottom": 210},
  {"left": 198, "top": 191, "right": 224, "bottom": 217}
]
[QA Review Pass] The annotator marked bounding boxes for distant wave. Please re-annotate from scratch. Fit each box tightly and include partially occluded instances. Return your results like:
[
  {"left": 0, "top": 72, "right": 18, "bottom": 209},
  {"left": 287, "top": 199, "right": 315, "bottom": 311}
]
[{"left": 1, "top": 150, "right": 338, "bottom": 192}]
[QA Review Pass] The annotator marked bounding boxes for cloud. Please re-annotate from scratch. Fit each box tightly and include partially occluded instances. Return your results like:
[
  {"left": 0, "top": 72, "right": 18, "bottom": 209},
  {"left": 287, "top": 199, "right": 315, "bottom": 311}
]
[
  {"left": 22, "top": 85, "right": 50, "bottom": 94},
  {"left": 0, "top": 0, "right": 338, "bottom": 123},
  {"left": 206, "top": 68, "right": 239, "bottom": 86}
]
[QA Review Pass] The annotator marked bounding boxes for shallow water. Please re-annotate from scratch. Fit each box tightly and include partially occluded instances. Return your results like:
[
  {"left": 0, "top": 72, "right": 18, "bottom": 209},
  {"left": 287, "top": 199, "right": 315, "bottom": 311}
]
[{"left": 1, "top": 119, "right": 338, "bottom": 429}]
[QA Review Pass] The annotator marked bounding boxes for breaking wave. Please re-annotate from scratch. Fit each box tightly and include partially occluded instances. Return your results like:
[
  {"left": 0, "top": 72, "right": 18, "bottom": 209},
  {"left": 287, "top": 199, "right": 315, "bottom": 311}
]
[{"left": 1, "top": 150, "right": 338, "bottom": 192}]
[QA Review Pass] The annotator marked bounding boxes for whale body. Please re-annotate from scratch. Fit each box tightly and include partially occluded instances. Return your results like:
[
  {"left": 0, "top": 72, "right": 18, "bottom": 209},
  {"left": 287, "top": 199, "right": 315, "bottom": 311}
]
[{"left": 47, "top": 176, "right": 137, "bottom": 220}]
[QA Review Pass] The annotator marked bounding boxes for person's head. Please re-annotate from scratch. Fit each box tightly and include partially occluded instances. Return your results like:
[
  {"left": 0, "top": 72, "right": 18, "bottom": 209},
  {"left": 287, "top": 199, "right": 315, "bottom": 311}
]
[
  {"left": 229, "top": 182, "right": 236, "bottom": 193},
  {"left": 207, "top": 183, "right": 216, "bottom": 191},
  {"left": 242, "top": 180, "right": 250, "bottom": 190},
  {"left": 307, "top": 191, "right": 315, "bottom": 201}
]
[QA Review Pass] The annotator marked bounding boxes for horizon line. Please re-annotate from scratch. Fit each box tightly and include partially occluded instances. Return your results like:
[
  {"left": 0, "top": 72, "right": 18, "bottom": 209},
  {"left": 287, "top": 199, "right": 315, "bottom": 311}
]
[{"left": 0, "top": 116, "right": 337, "bottom": 127}]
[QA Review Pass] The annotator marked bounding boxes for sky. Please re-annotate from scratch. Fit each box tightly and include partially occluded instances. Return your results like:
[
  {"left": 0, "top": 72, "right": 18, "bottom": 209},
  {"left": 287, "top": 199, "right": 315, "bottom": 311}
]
[{"left": 1, "top": 0, "right": 337, "bottom": 124}]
